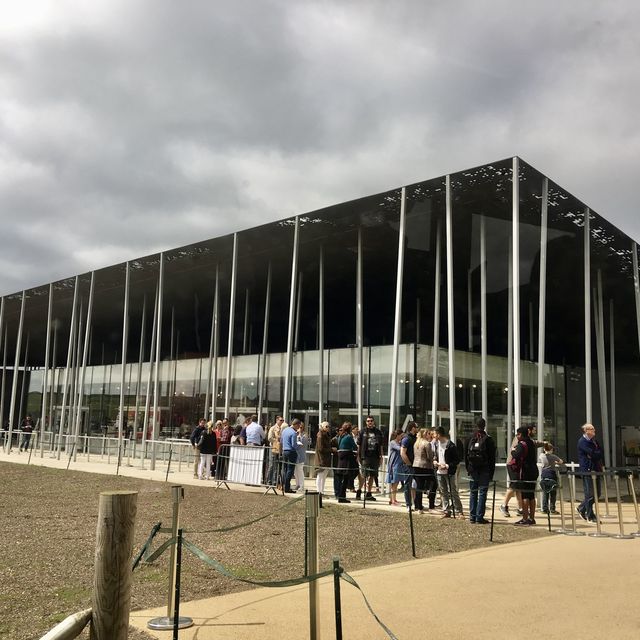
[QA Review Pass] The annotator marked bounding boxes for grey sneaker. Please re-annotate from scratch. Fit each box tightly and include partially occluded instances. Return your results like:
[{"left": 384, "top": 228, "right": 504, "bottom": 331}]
[{"left": 500, "top": 505, "right": 510, "bottom": 517}]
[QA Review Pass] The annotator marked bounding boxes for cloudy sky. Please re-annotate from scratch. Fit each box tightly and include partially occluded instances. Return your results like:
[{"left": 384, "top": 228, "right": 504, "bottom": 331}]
[{"left": 1, "top": 1, "right": 639, "bottom": 295}]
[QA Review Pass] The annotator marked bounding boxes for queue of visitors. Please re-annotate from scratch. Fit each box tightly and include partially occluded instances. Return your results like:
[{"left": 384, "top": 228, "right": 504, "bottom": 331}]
[{"left": 187, "top": 413, "right": 597, "bottom": 528}]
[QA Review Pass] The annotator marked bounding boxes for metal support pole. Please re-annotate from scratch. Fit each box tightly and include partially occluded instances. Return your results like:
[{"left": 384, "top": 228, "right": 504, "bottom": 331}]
[
  {"left": 56, "top": 280, "right": 78, "bottom": 458},
  {"left": 480, "top": 216, "right": 487, "bottom": 421},
  {"left": 554, "top": 472, "right": 568, "bottom": 534},
  {"left": 408, "top": 503, "right": 417, "bottom": 558},
  {"left": 305, "top": 490, "right": 321, "bottom": 640},
  {"left": 257, "top": 262, "right": 272, "bottom": 422},
  {"left": 357, "top": 227, "right": 363, "bottom": 430},
  {"left": 318, "top": 249, "right": 325, "bottom": 422},
  {"left": 507, "top": 244, "right": 514, "bottom": 448},
  {"left": 73, "top": 273, "right": 95, "bottom": 461},
  {"left": 625, "top": 473, "right": 640, "bottom": 537},
  {"left": 467, "top": 268, "right": 473, "bottom": 351},
  {"left": 633, "top": 241, "right": 640, "bottom": 362},
  {"left": 224, "top": 234, "right": 238, "bottom": 420},
  {"left": 565, "top": 472, "right": 585, "bottom": 536},
  {"left": 512, "top": 157, "right": 521, "bottom": 432},
  {"left": 211, "top": 266, "right": 220, "bottom": 420},
  {"left": 611, "top": 473, "right": 633, "bottom": 539},
  {"left": 584, "top": 207, "right": 592, "bottom": 423},
  {"left": 243, "top": 288, "right": 250, "bottom": 355},
  {"left": 537, "top": 178, "right": 548, "bottom": 439},
  {"left": 283, "top": 220, "right": 299, "bottom": 422},
  {"left": 431, "top": 219, "right": 441, "bottom": 428},
  {"left": 609, "top": 300, "right": 617, "bottom": 467},
  {"left": 152, "top": 253, "right": 164, "bottom": 470},
  {"left": 445, "top": 177, "right": 457, "bottom": 442},
  {"left": 117, "top": 263, "right": 130, "bottom": 463},
  {"left": 588, "top": 473, "right": 609, "bottom": 538},
  {"left": 204, "top": 266, "right": 218, "bottom": 421},
  {"left": 332, "top": 557, "right": 343, "bottom": 640},
  {"left": 40, "top": 285, "right": 53, "bottom": 457},
  {"left": 6, "top": 290, "right": 26, "bottom": 453},
  {"left": 133, "top": 295, "right": 147, "bottom": 443},
  {"left": 594, "top": 271, "right": 610, "bottom": 466},
  {"left": 142, "top": 282, "right": 159, "bottom": 468}
]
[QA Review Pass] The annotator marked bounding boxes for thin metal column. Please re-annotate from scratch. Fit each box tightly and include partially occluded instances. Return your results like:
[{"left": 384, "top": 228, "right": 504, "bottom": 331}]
[
  {"left": 118, "top": 263, "right": 131, "bottom": 457},
  {"left": 445, "top": 177, "right": 457, "bottom": 443},
  {"left": 283, "top": 219, "right": 300, "bottom": 422},
  {"left": 507, "top": 245, "right": 514, "bottom": 446},
  {"left": 204, "top": 267, "right": 217, "bottom": 422},
  {"left": 430, "top": 220, "right": 441, "bottom": 429},
  {"left": 357, "top": 227, "right": 364, "bottom": 430},
  {"left": 512, "top": 157, "right": 521, "bottom": 431},
  {"left": 537, "top": 178, "right": 548, "bottom": 440},
  {"left": 584, "top": 207, "right": 592, "bottom": 423},
  {"left": 211, "top": 267, "right": 220, "bottom": 419},
  {"left": 294, "top": 272, "right": 303, "bottom": 352},
  {"left": 243, "top": 288, "right": 250, "bottom": 355},
  {"left": 595, "top": 270, "right": 610, "bottom": 466},
  {"left": 132, "top": 295, "right": 147, "bottom": 438},
  {"left": 467, "top": 269, "right": 473, "bottom": 351},
  {"left": 7, "top": 291, "right": 26, "bottom": 453},
  {"left": 56, "top": 279, "right": 78, "bottom": 458},
  {"left": 40, "top": 285, "right": 53, "bottom": 457},
  {"left": 17, "top": 334, "right": 29, "bottom": 442},
  {"left": 633, "top": 242, "right": 640, "bottom": 357},
  {"left": 224, "top": 234, "right": 238, "bottom": 420},
  {"left": 258, "top": 262, "right": 271, "bottom": 421},
  {"left": 73, "top": 273, "right": 95, "bottom": 460},
  {"left": 318, "top": 248, "right": 325, "bottom": 422},
  {"left": 0, "top": 328, "right": 7, "bottom": 448},
  {"left": 480, "top": 216, "right": 488, "bottom": 422},
  {"left": 609, "top": 300, "right": 617, "bottom": 467},
  {"left": 389, "top": 188, "right": 407, "bottom": 434},
  {"left": 48, "top": 325, "right": 57, "bottom": 448},
  {"left": 151, "top": 253, "right": 164, "bottom": 470},
  {"left": 142, "top": 281, "right": 159, "bottom": 467}
]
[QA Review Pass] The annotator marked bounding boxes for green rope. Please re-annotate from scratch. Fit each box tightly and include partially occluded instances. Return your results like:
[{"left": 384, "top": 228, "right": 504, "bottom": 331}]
[{"left": 131, "top": 522, "right": 163, "bottom": 571}]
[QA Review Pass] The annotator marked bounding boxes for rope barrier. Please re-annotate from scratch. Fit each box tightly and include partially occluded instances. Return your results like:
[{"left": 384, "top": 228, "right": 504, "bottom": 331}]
[{"left": 132, "top": 521, "right": 163, "bottom": 571}]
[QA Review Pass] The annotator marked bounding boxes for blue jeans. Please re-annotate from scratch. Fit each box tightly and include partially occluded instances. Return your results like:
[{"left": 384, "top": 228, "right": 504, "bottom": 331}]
[
  {"left": 469, "top": 473, "right": 491, "bottom": 522},
  {"left": 399, "top": 463, "right": 414, "bottom": 507},
  {"left": 540, "top": 477, "right": 557, "bottom": 512},
  {"left": 579, "top": 475, "right": 601, "bottom": 520},
  {"left": 282, "top": 450, "right": 297, "bottom": 492}
]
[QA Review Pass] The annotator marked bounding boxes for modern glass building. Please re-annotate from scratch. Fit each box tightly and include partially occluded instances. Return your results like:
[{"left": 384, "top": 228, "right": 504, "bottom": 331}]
[{"left": 1, "top": 156, "right": 639, "bottom": 464}]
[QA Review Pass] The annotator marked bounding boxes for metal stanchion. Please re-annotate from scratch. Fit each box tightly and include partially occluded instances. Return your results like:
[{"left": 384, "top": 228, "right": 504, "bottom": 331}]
[
  {"left": 165, "top": 444, "right": 173, "bottom": 482},
  {"left": 305, "top": 490, "right": 321, "bottom": 640},
  {"left": 554, "top": 472, "right": 569, "bottom": 534},
  {"left": 588, "top": 472, "right": 610, "bottom": 538},
  {"left": 172, "top": 528, "right": 184, "bottom": 640},
  {"left": 408, "top": 504, "right": 417, "bottom": 558},
  {"left": 600, "top": 468, "right": 616, "bottom": 519},
  {"left": 611, "top": 473, "right": 633, "bottom": 540},
  {"left": 489, "top": 481, "right": 496, "bottom": 542},
  {"left": 332, "top": 557, "right": 343, "bottom": 640},
  {"left": 565, "top": 471, "right": 585, "bottom": 536},
  {"left": 625, "top": 472, "right": 640, "bottom": 538},
  {"left": 148, "top": 486, "right": 193, "bottom": 631}
]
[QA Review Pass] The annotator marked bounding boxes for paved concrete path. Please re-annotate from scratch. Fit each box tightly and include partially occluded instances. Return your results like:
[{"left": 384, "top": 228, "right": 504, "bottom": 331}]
[{"left": 130, "top": 533, "right": 640, "bottom": 640}]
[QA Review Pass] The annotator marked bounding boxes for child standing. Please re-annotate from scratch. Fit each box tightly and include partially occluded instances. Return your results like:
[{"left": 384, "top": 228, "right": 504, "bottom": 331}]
[{"left": 539, "top": 442, "right": 563, "bottom": 514}]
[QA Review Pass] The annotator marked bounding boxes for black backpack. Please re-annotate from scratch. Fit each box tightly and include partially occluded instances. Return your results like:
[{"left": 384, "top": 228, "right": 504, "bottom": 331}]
[{"left": 467, "top": 433, "right": 488, "bottom": 468}]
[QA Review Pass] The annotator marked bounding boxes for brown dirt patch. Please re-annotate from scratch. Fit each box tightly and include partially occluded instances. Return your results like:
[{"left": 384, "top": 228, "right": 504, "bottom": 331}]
[{"left": 0, "top": 463, "right": 545, "bottom": 639}]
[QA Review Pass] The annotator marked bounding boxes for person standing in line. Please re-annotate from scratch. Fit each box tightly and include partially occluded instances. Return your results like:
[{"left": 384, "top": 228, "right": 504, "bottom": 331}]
[
  {"left": 435, "top": 427, "right": 464, "bottom": 518},
  {"left": 412, "top": 428, "right": 435, "bottom": 513},
  {"left": 465, "top": 418, "right": 496, "bottom": 524},
  {"left": 386, "top": 430, "right": 403, "bottom": 506},
  {"left": 315, "top": 421, "right": 332, "bottom": 505},
  {"left": 295, "top": 422, "right": 309, "bottom": 492},
  {"left": 245, "top": 414, "right": 265, "bottom": 446},
  {"left": 197, "top": 423, "right": 217, "bottom": 480},
  {"left": 539, "top": 442, "right": 563, "bottom": 514},
  {"left": 577, "top": 423, "right": 604, "bottom": 522},
  {"left": 357, "top": 416, "right": 384, "bottom": 501},
  {"left": 189, "top": 418, "right": 207, "bottom": 479},
  {"left": 216, "top": 418, "right": 232, "bottom": 479},
  {"left": 510, "top": 426, "right": 539, "bottom": 526},
  {"left": 280, "top": 418, "right": 299, "bottom": 494},
  {"left": 400, "top": 422, "right": 419, "bottom": 509},
  {"left": 267, "top": 416, "right": 284, "bottom": 488},
  {"left": 19, "top": 415, "right": 35, "bottom": 452},
  {"left": 336, "top": 422, "right": 358, "bottom": 503}
]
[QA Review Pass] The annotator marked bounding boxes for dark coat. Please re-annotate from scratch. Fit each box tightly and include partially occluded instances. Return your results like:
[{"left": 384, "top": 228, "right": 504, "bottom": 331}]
[
  {"left": 578, "top": 436, "right": 604, "bottom": 473},
  {"left": 464, "top": 430, "right": 496, "bottom": 480},
  {"left": 315, "top": 430, "right": 332, "bottom": 468},
  {"left": 198, "top": 431, "right": 218, "bottom": 455}
]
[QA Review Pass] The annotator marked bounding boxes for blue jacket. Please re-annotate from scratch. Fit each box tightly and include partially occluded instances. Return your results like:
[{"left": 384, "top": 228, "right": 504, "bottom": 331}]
[{"left": 577, "top": 436, "right": 603, "bottom": 472}]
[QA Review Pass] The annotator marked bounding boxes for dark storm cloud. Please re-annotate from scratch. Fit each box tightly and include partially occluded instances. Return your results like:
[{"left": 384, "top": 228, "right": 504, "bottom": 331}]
[{"left": 1, "top": 0, "right": 640, "bottom": 295}]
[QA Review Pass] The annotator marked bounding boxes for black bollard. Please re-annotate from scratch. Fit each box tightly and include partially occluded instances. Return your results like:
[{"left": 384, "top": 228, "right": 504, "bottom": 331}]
[{"left": 332, "top": 557, "right": 343, "bottom": 640}]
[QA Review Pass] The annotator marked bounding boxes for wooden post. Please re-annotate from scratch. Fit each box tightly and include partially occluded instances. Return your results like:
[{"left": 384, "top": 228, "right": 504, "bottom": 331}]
[{"left": 90, "top": 491, "right": 138, "bottom": 640}]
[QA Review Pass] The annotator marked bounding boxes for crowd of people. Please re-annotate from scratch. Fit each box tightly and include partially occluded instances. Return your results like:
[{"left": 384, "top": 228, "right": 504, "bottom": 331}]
[{"left": 186, "top": 413, "right": 608, "bottom": 527}]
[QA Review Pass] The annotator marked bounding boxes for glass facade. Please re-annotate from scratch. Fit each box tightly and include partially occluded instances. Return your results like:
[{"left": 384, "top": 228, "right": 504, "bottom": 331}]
[{"left": 3, "top": 156, "right": 639, "bottom": 463}]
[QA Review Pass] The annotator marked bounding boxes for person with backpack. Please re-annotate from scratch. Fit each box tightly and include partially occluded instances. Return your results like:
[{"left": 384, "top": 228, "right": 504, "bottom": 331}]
[
  {"left": 465, "top": 418, "right": 496, "bottom": 524},
  {"left": 510, "top": 426, "right": 539, "bottom": 525}
]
